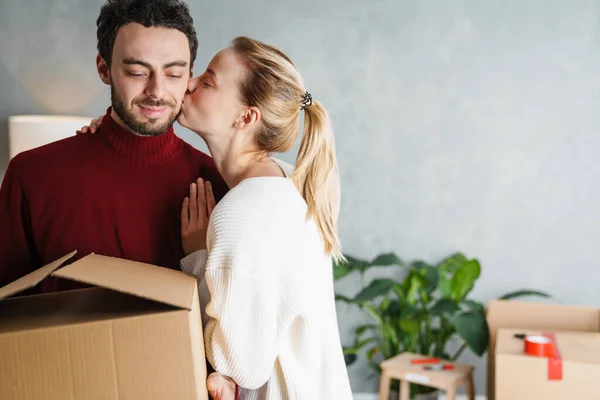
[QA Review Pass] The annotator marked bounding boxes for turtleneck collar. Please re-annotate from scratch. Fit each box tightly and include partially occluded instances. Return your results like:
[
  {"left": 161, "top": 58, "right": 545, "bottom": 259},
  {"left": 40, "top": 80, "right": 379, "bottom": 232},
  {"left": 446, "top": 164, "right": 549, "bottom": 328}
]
[{"left": 91, "top": 107, "right": 184, "bottom": 167}]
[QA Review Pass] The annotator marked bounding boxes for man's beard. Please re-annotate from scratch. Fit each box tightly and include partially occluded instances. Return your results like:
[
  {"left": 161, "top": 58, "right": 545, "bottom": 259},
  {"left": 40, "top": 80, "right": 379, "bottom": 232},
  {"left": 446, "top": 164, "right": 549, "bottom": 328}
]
[{"left": 111, "top": 86, "right": 180, "bottom": 137}]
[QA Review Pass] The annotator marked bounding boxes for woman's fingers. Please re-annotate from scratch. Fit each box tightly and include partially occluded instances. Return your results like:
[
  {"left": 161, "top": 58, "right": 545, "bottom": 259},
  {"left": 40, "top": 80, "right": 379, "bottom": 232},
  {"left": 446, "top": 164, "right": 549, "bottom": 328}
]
[
  {"left": 181, "top": 197, "right": 190, "bottom": 234},
  {"left": 196, "top": 178, "right": 206, "bottom": 227},
  {"left": 183, "top": 179, "right": 213, "bottom": 232},
  {"left": 90, "top": 118, "right": 102, "bottom": 133},
  {"left": 206, "top": 373, "right": 236, "bottom": 400},
  {"left": 206, "top": 181, "right": 216, "bottom": 218},
  {"left": 189, "top": 182, "right": 198, "bottom": 226}
]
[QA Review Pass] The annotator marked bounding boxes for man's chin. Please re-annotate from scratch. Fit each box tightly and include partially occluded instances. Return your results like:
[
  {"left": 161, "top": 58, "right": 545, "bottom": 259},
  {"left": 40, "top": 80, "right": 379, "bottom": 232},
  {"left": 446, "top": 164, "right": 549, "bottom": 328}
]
[
  {"left": 127, "top": 111, "right": 177, "bottom": 136},
  {"left": 129, "top": 118, "right": 173, "bottom": 136}
]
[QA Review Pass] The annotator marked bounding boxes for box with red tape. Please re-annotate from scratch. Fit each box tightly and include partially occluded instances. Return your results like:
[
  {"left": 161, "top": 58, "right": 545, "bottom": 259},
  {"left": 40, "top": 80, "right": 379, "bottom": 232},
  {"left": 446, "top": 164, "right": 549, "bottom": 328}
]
[{"left": 495, "top": 328, "right": 600, "bottom": 400}]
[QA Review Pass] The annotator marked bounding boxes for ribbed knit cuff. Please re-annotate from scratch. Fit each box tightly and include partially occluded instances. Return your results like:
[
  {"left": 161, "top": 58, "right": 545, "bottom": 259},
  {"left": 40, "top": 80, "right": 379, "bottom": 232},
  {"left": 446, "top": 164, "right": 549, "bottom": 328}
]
[{"left": 180, "top": 249, "right": 209, "bottom": 276}]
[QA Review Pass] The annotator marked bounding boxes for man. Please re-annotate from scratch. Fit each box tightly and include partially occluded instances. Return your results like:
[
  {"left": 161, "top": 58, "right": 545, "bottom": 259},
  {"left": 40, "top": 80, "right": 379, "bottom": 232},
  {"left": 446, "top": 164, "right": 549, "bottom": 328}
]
[
  {"left": 0, "top": 0, "right": 235, "bottom": 398},
  {"left": 0, "top": 0, "right": 227, "bottom": 291}
]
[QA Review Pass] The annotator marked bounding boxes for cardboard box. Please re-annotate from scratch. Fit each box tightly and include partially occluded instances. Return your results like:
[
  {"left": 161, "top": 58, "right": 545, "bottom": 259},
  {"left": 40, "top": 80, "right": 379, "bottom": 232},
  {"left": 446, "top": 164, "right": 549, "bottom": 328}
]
[
  {"left": 486, "top": 299, "right": 600, "bottom": 400},
  {"left": 0, "top": 251, "right": 209, "bottom": 400},
  {"left": 495, "top": 328, "right": 600, "bottom": 400}
]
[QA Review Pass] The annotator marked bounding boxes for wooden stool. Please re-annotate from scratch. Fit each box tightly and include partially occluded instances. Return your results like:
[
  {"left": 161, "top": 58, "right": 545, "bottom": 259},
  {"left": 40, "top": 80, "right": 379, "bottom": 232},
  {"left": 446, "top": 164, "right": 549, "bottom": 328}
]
[{"left": 378, "top": 352, "right": 475, "bottom": 400}]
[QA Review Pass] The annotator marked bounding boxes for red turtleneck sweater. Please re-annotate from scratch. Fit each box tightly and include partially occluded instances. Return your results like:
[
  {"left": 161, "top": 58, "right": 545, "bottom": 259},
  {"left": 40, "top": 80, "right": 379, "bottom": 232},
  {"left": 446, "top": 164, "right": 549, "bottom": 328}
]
[{"left": 0, "top": 109, "right": 228, "bottom": 293}]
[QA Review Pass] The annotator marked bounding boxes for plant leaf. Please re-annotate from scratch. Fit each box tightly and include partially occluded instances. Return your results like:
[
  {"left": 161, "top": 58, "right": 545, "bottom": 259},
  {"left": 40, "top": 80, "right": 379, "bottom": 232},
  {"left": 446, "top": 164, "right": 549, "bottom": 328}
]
[
  {"left": 345, "top": 255, "right": 371, "bottom": 273},
  {"left": 355, "top": 324, "right": 378, "bottom": 339},
  {"left": 430, "top": 299, "right": 460, "bottom": 315},
  {"left": 353, "top": 279, "right": 395, "bottom": 303},
  {"left": 399, "top": 319, "right": 420, "bottom": 334},
  {"left": 461, "top": 300, "right": 484, "bottom": 313},
  {"left": 438, "top": 272, "right": 452, "bottom": 298},
  {"left": 421, "top": 266, "right": 439, "bottom": 293},
  {"left": 400, "top": 304, "right": 420, "bottom": 319},
  {"left": 350, "top": 337, "right": 375, "bottom": 352},
  {"left": 392, "top": 284, "right": 407, "bottom": 306},
  {"left": 342, "top": 346, "right": 358, "bottom": 365},
  {"left": 407, "top": 273, "right": 427, "bottom": 304},
  {"left": 437, "top": 252, "right": 468, "bottom": 274},
  {"left": 370, "top": 252, "right": 404, "bottom": 267},
  {"left": 344, "top": 353, "right": 357, "bottom": 366},
  {"left": 380, "top": 294, "right": 391, "bottom": 312},
  {"left": 366, "top": 346, "right": 379, "bottom": 362},
  {"left": 385, "top": 299, "right": 401, "bottom": 317},
  {"left": 410, "top": 260, "right": 431, "bottom": 271},
  {"left": 364, "top": 304, "right": 384, "bottom": 326},
  {"left": 447, "top": 311, "right": 489, "bottom": 356},
  {"left": 450, "top": 259, "right": 481, "bottom": 301},
  {"left": 335, "top": 294, "right": 352, "bottom": 303},
  {"left": 333, "top": 260, "right": 352, "bottom": 281},
  {"left": 498, "top": 289, "right": 552, "bottom": 300}
]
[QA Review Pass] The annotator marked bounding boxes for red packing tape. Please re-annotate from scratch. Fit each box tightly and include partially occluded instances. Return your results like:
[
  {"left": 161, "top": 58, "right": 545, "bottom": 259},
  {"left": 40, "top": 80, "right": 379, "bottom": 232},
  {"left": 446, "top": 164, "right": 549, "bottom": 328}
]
[
  {"left": 523, "top": 333, "right": 562, "bottom": 380},
  {"left": 524, "top": 335, "right": 554, "bottom": 357},
  {"left": 543, "top": 333, "right": 562, "bottom": 381}
]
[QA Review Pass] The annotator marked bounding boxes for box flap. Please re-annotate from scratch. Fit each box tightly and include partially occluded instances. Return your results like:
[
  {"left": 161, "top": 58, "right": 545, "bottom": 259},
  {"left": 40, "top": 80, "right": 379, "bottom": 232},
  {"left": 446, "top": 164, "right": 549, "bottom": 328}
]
[
  {"left": 497, "top": 328, "right": 600, "bottom": 365},
  {"left": 51, "top": 253, "right": 197, "bottom": 309},
  {"left": 0, "top": 251, "right": 77, "bottom": 300},
  {"left": 487, "top": 299, "right": 600, "bottom": 351}
]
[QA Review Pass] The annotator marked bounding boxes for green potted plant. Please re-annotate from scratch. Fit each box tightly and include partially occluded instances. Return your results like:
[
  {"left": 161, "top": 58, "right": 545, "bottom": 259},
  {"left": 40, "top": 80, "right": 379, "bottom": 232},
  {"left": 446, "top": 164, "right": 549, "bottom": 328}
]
[{"left": 335, "top": 252, "right": 550, "bottom": 399}]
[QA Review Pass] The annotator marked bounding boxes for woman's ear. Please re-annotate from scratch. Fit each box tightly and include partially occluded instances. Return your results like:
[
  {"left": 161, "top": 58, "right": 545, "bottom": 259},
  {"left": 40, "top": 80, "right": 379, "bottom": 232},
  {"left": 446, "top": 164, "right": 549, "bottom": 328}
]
[
  {"left": 235, "top": 107, "right": 261, "bottom": 130},
  {"left": 96, "top": 54, "right": 111, "bottom": 85}
]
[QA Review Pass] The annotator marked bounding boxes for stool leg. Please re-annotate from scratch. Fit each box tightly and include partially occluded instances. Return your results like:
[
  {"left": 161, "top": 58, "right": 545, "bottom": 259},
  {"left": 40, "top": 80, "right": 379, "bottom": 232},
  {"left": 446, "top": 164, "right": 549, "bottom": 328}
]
[
  {"left": 445, "top": 385, "right": 456, "bottom": 400},
  {"left": 399, "top": 379, "right": 410, "bottom": 400},
  {"left": 466, "top": 371, "right": 475, "bottom": 400},
  {"left": 379, "top": 371, "right": 391, "bottom": 400}
]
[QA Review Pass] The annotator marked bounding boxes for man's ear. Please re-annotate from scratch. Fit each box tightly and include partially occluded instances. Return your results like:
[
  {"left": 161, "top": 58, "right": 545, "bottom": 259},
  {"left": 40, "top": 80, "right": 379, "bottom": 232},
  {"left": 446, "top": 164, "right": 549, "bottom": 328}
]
[{"left": 96, "top": 54, "right": 111, "bottom": 85}]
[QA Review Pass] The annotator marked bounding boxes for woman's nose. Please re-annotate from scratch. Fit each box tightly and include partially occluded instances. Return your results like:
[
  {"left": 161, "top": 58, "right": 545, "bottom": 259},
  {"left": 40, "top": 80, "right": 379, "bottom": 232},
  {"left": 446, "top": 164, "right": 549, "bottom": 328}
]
[{"left": 187, "top": 76, "right": 200, "bottom": 93}]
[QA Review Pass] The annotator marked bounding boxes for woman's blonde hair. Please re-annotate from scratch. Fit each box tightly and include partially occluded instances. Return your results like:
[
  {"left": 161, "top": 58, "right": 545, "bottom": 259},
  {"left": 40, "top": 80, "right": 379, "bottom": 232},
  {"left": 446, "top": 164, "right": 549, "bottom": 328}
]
[{"left": 231, "top": 36, "right": 343, "bottom": 262}]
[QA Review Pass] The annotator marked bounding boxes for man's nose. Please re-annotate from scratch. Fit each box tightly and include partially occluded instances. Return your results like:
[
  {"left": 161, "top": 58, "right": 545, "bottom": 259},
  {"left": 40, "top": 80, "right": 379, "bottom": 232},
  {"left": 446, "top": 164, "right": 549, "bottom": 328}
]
[{"left": 145, "top": 74, "right": 166, "bottom": 99}]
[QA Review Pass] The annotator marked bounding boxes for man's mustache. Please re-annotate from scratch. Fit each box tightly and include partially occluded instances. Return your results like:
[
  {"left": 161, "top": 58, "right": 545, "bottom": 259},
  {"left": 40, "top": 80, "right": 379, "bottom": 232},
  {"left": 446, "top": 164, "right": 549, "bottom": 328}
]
[{"left": 135, "top": 99, "right": 176, "bottom": 108}]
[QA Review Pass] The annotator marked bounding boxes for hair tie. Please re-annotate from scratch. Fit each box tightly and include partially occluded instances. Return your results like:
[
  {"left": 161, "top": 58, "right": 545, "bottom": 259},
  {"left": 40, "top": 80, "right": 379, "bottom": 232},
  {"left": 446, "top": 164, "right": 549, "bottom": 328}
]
[{"left": 300, "top": 91, "right": 313, "bottom": 110}]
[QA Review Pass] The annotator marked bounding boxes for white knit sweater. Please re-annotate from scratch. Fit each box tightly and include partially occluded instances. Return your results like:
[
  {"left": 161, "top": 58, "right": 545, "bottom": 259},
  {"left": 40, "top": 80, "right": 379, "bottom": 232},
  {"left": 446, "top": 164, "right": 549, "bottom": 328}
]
[{"left": 180, "top": 171, "right": 353, "bottom": 400}]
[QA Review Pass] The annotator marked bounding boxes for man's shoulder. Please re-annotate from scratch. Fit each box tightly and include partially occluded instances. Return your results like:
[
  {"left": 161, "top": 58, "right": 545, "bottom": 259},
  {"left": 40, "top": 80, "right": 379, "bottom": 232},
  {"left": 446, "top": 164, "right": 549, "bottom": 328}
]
[{"left": 9, "top": 135, "right": 87, "bottom": 172}]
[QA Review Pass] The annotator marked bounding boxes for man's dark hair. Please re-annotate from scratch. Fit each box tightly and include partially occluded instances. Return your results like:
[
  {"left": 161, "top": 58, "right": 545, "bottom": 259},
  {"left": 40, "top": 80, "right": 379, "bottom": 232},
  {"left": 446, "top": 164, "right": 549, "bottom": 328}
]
[{"left": 96, "top": 0, "right": 198, "bottom": 68}]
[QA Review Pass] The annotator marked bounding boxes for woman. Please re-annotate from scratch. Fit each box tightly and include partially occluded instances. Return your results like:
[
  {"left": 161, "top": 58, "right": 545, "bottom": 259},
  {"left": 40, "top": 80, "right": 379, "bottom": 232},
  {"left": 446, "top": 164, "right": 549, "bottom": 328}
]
[{"left": 81, "top": 36, "right": 352, "bottom": 400}]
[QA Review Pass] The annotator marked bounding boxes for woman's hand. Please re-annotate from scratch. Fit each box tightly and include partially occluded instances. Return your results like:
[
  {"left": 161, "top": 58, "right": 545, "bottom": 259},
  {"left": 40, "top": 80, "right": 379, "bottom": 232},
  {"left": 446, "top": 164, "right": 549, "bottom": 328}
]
[
  {"left": 181, "top": 178, "right": 216, "bottom": 256},
  {"left": 207, "top": 372, "right": 237, "bottom": 400},
  {"left": 76, "top": 115, "right": 105, "bottom": 135}
]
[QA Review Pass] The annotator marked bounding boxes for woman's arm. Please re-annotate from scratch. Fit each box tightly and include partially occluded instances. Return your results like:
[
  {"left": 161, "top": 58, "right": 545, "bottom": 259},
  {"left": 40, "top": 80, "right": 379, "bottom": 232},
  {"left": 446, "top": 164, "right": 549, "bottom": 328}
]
[{"left": 185, "top": 185, "right": 290, "bottom": 390}]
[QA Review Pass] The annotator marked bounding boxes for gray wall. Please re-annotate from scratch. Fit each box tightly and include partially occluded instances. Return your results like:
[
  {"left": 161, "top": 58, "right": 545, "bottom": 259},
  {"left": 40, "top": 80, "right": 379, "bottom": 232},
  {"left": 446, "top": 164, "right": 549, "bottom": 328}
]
[{"left": 1, "top": 0, "right": 600, "bottom": 395}]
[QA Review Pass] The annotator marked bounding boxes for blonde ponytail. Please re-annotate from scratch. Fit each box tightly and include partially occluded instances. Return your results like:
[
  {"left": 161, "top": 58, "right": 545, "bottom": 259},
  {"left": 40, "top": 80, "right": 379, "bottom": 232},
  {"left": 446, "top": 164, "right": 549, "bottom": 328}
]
[
  {"left": 231, "top": 36, "right": 344, "bottom": 261},
  {"left": 292, "top": 100, "right": 344, "bottom": 262}
]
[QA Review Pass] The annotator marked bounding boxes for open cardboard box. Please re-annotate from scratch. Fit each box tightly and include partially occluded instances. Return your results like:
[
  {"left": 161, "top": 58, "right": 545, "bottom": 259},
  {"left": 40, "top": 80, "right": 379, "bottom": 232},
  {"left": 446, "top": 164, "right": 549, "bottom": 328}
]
[
  {"left": 486, "top": 299, "right": 600, "bottom": 400},
  {"left": 495, "top": 328, "right": 600, "bottom": 400},
  {"left": 0, "top": 251, "right": 209, "bottom": 400}
]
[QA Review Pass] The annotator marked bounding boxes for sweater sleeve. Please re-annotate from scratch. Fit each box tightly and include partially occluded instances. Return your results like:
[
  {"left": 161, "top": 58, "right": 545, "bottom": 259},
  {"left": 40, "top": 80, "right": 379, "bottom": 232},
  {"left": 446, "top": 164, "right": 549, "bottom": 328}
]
[
  {"left": 203, "top": 268, "right": 279, "bottom": 390},
  {"left": 198, "top": 192, "right": 289, "bottom": 390},
  {"left": 180, "top": 249, "right": 211, "bottom": 325},
  {"left": 0, "top": 162, "right": 39, "bottom": 287}
]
